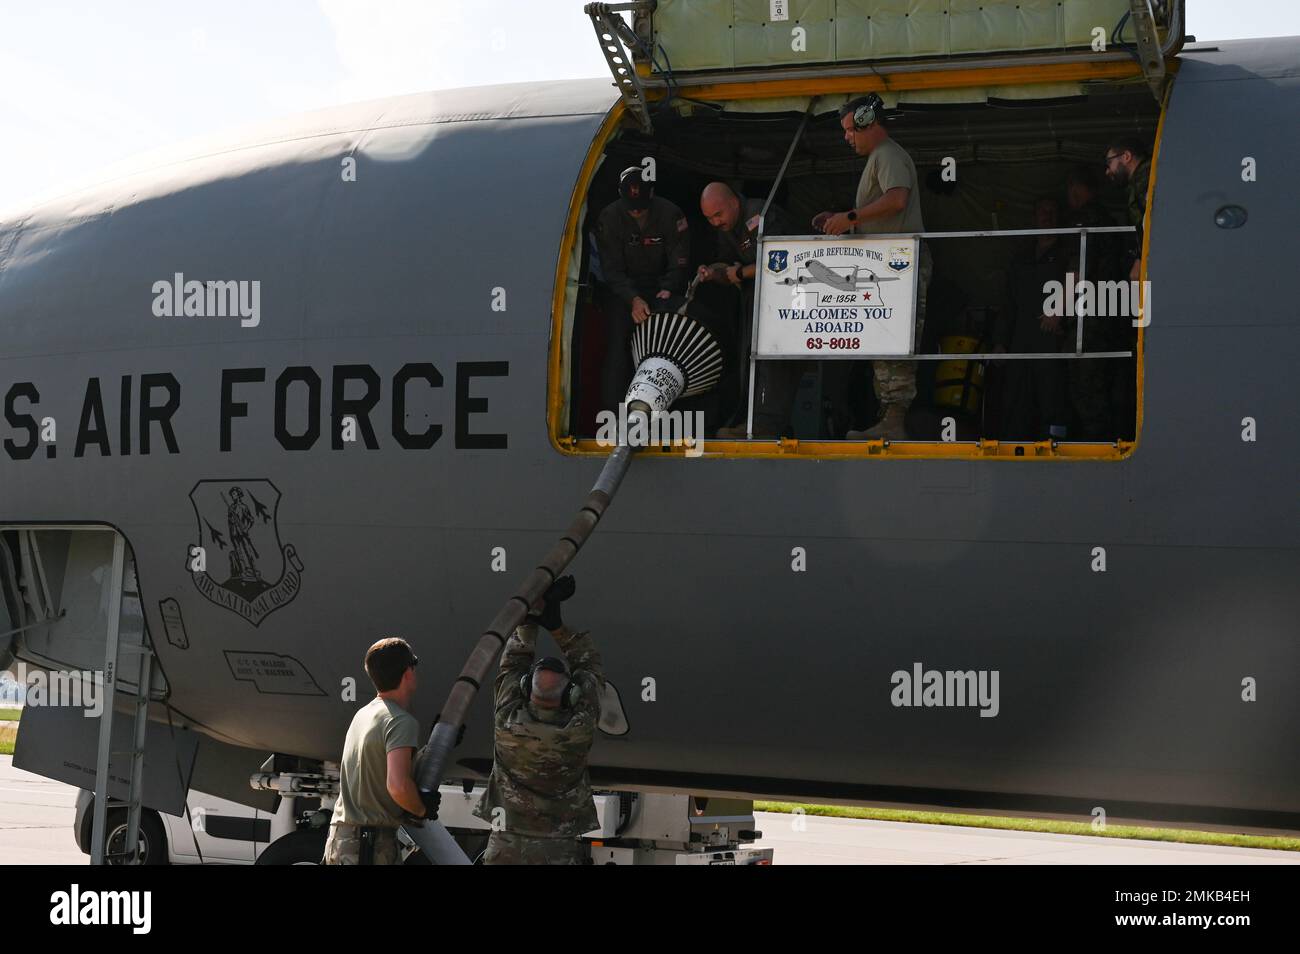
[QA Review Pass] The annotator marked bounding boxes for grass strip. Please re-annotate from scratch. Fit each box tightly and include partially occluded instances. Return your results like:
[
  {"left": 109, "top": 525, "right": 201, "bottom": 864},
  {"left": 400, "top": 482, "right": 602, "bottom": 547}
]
[{"left": 754, "top": 801, "right": 1300, "bottom": 851}]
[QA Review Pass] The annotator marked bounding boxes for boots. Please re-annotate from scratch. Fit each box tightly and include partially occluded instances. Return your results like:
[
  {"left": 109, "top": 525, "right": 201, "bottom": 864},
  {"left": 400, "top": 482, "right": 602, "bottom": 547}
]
[{"left": 846, "top": 404, "right": 908, "bottom": 441}]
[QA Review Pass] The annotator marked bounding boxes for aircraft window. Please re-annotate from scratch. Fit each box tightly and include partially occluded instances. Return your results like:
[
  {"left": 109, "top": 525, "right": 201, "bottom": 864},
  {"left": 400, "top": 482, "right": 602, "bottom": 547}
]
[{"left": 554, "top": 93, "right": 1157, "bottom": 460}]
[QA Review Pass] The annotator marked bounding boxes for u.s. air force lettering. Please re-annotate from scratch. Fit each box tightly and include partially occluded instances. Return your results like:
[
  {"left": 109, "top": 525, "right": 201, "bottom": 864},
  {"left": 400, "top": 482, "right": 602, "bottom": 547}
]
[
  {"left": 188, "top": 479, "right": 303, "bottom": 626},
  {"left": 756, "top": 236, "right": 918, "bottom": 357},
  {"left": 0, "top": 361, "right": 510, "bottom": 460}
]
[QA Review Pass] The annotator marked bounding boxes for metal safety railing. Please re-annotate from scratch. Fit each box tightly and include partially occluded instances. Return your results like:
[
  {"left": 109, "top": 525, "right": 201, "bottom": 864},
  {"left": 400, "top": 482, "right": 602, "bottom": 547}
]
[{"left": 744, "top": 224, "right": 1140, "bottom": 439}]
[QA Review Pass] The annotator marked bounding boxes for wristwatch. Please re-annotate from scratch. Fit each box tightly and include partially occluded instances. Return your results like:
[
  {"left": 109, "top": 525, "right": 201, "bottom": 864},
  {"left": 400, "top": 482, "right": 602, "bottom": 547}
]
[{"left": 846, "top": 210, "right": 858, "bottom": 222}]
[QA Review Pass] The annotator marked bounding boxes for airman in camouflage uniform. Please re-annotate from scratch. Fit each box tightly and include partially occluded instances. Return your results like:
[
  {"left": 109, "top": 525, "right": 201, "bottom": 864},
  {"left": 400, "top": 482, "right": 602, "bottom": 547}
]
[{"left": 474, "top": 576, "right": 602, "bottom": 864}]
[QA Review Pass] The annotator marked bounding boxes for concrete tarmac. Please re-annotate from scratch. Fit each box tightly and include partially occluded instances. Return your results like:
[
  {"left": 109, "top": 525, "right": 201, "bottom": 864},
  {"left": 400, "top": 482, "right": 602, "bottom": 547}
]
[
  {"left": 0, "top": 754, "right": 85, "bottom": 864},
  {"left": 2, "top": 756, "right": 1296, "bottom": 865}
]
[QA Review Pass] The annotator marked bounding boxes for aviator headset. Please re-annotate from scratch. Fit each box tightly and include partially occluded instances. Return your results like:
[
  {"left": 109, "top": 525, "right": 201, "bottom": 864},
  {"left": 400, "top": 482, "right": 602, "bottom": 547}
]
[
  {"left": 521, "top": 656, "right": 583, "bottom": 710},
  {"left": 618, "top": 165, "right": 654, "bottom": 210},
  {"left": 849, "top": 92, "right": 885, "bottom": 129}
]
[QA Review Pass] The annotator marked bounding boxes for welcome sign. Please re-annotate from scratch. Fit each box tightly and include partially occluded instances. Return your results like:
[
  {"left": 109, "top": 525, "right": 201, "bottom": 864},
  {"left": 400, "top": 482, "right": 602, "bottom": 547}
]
[{"left": 755, "top": 236, "right": 919, "bottom": 357}]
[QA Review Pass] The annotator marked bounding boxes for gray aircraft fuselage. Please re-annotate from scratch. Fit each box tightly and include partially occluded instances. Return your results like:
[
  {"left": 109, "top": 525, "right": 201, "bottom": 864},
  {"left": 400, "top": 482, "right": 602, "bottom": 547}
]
[{"left": 1, "top": 39, "right": 1297, "bottom": 830}]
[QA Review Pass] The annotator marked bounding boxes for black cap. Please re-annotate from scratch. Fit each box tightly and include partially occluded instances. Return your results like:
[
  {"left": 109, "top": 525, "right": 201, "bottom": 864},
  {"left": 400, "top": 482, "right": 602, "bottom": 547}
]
[
  {"left": 619, "top": 166, "right": 653, "bottom": 210},
  {"left": 534, "top": 656, "right": 568, "bottom": 676}
]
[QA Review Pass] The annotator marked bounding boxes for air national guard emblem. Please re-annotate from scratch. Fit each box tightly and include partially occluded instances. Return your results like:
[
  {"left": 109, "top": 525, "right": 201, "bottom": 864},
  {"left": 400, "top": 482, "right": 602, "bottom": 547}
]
[
  {"left": 888, "top": 245, "right": 913, "bottom": 272},
  {"left": 767, "top": 249, "right": 789, "bottom": 273},
  {"left": 187, "top": 480, "right": 303, "bottom": 626}
]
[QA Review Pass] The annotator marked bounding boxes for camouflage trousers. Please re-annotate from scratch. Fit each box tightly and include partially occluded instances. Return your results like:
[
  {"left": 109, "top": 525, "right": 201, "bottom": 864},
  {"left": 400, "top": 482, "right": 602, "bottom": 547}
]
[
  {"left": 323, "top": 823, "right": 400, "bottom": 865},
  {"left": 484, "top": 831, "right": 589, "bottom": 865},
  {"left": 873, "top": 242, "right": 933, "bottom": 409}
]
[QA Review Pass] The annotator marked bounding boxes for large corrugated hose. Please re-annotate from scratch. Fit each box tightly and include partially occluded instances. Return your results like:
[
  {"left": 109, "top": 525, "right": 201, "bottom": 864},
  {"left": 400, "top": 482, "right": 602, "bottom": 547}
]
[{"left": 415, "top": 302, "right": 720, "bottom": 801}]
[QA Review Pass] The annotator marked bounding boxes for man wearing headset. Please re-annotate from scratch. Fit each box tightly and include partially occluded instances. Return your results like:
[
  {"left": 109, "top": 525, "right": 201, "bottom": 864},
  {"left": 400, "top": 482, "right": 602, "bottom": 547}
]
[
  {"left": 814, "top": 93, "right": 933, "bottom": 441},
  {"left": 595, "top": 166, "right": 691, "bottom": 414},
  {"left": 474, "top": 575, "right": 603, "bottom": 864}
]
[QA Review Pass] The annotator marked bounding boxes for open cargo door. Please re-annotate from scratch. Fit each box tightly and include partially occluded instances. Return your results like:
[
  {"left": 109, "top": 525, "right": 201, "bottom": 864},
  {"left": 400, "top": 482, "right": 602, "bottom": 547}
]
[{"left": 588, "top": 0, "right": 1184, "bottom": 131}]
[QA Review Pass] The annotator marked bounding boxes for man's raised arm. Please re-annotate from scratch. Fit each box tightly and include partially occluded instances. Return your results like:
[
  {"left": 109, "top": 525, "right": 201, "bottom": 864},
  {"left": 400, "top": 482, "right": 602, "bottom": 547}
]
[{"left": 493, "top": 624, "right": 537, "bottom": 717}]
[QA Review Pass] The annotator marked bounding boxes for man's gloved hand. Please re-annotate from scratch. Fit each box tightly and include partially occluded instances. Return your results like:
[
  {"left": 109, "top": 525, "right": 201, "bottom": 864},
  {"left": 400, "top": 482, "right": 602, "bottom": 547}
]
[
  {"left": 527, "top": 575, "right": 576, "bottom": 631},
  {"left": 420, "top": 788, "right": 441, "bottom": 821}
]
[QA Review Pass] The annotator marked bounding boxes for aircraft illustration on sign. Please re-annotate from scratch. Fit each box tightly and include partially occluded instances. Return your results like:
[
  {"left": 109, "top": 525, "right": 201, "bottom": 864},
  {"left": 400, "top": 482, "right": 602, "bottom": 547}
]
[{"left": 776, "top": 259, "right": 902, "bottom": 293}]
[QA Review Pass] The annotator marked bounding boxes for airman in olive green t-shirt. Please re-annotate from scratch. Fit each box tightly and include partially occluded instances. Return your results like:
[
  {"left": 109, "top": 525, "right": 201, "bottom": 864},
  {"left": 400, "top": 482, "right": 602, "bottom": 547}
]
[
  {"left": 333, "top": 696, "right": 421, "bottom": 828},
  {"left": 323, "top": 637, "right": 433, "bottom": 865},
  {"left": 813, "top": 94, "right": 932, "bottom": 441}
]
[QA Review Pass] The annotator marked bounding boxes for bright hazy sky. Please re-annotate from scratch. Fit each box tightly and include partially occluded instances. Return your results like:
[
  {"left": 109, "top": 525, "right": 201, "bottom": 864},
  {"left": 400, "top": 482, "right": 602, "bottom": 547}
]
[{"left": 0, "top": 0, "right": 1295, "bottom": 211}]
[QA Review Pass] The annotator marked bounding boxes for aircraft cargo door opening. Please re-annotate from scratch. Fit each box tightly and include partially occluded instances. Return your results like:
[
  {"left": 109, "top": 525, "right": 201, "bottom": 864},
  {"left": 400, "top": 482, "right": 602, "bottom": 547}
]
[{"left": 552, "top": 1, "right": 1171, "bottom": 460}]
